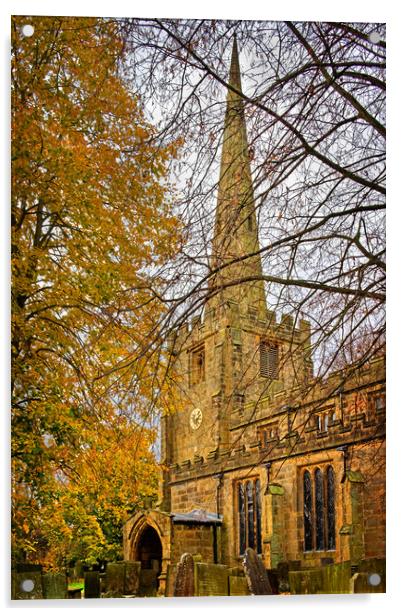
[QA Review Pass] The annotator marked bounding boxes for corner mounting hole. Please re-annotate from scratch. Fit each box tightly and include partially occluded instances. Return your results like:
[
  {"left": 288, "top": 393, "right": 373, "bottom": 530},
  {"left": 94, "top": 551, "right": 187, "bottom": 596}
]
[
  {"left": 368, "top": 31, "right": 381, "bottom": 44},
  {"left": 21, "top": 578, "right": 35, "bottom": 592},
  {"left": 368, "top": 573, "right": 381, "bottom": 586},
  {"left": 22, "top": 24, "right": 34, "bottom": 37}
]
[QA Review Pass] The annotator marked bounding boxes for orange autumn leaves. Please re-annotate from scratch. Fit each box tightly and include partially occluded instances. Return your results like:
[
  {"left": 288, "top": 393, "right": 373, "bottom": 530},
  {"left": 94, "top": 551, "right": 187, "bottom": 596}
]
[{"left": 11, "top": 16, "right": 182, "bottom": 567}]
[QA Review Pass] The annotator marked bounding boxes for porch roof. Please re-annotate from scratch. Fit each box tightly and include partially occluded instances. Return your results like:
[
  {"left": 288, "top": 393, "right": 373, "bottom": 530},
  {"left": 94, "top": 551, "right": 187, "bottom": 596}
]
[{"left": 171, "top": 509, "right": 223, "bottom": 525}]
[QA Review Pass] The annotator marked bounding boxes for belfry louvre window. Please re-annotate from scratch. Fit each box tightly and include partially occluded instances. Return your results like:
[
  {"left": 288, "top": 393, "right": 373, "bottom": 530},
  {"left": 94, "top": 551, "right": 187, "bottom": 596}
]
[
  {"left": 237, "top": 478, "right": 262, "bottom": 555},
  {"left": 259, "top": 341, "right": 279, "bottom": 379},
  {"left": 191, "top": 345, "right": 205, "bottom": 386},
  {"left": 303, "top": 466, "right": 336, "bottom": 552}
]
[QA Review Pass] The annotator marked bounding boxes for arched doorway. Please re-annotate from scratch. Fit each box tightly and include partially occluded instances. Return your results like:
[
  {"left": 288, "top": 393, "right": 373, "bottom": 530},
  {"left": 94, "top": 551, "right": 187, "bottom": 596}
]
[{"left": 135, "top": 525, "right": 162, "bottom": 595}]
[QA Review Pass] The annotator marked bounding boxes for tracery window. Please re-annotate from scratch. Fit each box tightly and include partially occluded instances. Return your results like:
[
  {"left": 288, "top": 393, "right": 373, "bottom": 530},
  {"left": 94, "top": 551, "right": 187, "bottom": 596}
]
[
  {"left": 237, "top": 478, "right": 262, "bottom": 555},
  {"left": 303, "top": 466, "right": 336, "bottom": 551},
  {"left": 327, "top": 466, "right": 336, "bottom": 550},
  {"left": 303, "top": 471, "right": 313, "bottom": 551}
]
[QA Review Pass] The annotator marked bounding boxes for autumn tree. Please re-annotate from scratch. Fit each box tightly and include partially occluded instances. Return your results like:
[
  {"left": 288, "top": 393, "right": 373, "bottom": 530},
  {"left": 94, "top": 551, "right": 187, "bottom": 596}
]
[{"left": 11, "top": 15, "right": 182, "bottom": 567}]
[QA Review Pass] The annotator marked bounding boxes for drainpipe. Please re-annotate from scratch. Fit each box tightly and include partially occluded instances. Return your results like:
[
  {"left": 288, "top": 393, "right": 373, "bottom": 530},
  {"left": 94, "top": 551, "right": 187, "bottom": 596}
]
[
  {"left": 214, "top": 472, "right": 224, "bottom": 517},
  {"left": 337, "top": 444, "right": 350, "bottom": 483},
  {"left": 264, "top": 462, "right": 272, "bottom": 494},
  {"left": 213, "top": 472, "right": 224, "bottom": 564}
]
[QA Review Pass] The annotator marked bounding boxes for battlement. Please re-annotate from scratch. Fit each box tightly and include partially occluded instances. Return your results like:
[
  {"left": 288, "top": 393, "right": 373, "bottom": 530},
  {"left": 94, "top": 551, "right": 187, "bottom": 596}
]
[
  {"left": 166, "top": 353, "right": 385, "bottom": 485},
  {"left": 167, "top": 303, "right": 312, "bottom": 355}
]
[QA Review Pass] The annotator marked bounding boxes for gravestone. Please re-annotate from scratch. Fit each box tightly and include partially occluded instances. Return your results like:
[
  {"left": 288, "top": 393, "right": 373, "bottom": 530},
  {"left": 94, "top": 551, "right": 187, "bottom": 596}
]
[
  {"left": 165, "top": 564, "right": 177, "bottom": 597},
  {"left": 11, "top": 571, "right": 44, "bottom": 600},
  {"left": 139, "top": 569, "right": 158, "bottom": 597},
  {"left": 124, "top": 561, "right": 141, "bottom": 595},
  {"left": 99, "top": 573, "right": 106, "bottom": 595},
  {"left": 42, "top": 572, "right": 68, "bottom": 599},
  {"left": 195, "top": 562, "right": 229, "bottom": 596},
  {"left": 84, "top": 571, "right": 100, "bottom": 598},
  {"left": 351, "top": 572, "right": 385, "bottom": 593},
  {"left": 242, "top": 548, "right": 273, "bottom": 595},
  {"left": 173, "top": 553, "right": 195, "bottom": 597},
  {"left": 229, "top": 575, "right": 249, "bottom": 596},
  {"left": 105, "top": 562, "right": 125, "bottom": 597}
]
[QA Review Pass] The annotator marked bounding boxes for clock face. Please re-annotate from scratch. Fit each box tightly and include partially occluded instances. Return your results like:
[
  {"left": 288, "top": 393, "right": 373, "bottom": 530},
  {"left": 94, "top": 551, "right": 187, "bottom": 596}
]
[{"left": 190, "top": 407, "right": 203, "bottom": 431}]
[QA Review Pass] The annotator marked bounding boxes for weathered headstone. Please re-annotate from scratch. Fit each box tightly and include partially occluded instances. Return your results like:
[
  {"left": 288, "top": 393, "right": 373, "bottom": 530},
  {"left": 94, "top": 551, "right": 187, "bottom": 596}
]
[
  {"left": 165, "top": 564, "right": 177, "bottom": 597},
  {"left": 105, "top": 562, "right": 125, "bottom": 597},
  {"left": 288, "top": 568, "right": 323, "bottom": 594},
  {"left": 173, "top": 553, "right": 195, "bottom": 597},
  {"left": 229, "top": 575, "right": 249, "bottom": 596},
  {"left": 11, "top": 571, "right": 44, "bottom": 600},
  {"left": 195, "top": 562, "right": 229, "bottom": 596},
  {"left": 124, "top": 561, "right": 141, "bottom": 595},
  {"left": 351, "top": 572, "right": 385, "bottom": 593},
  {"left": 139, "top": 569, "right": 158, "bottom": 597},
  {"left": 242, "top": 548, "right": 273, "bottom": 595},
  {"left": 84, "top": 571, "right": 100, "bottom": 598},
  {"left": 99, "top": 573, "right": 106, "bottom": 595},
  {"left": 42, "top": 572, "right": 68, "bottom": 599}
]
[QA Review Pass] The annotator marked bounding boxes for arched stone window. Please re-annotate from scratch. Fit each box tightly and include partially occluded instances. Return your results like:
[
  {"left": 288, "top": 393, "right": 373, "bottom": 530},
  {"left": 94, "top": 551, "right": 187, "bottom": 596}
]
[
  {"left": 255, "top": 479, "right": 262, "bottom": 554},
  {"left": 236, "top": 478, "right": 262, "bottom": 555},
  {"left": 303, "top": 470, "right": 313, "bottom": 551},
  {"left": 315, "top": 468, "right": 325, "bottom": 550},
  {"left": 327, "top": 466, "right": 336, "bottom": 550},
  {"left": 238, "top": 482, "right": 246, "bottom": 555},
  {"left": 246, "top": 481, "right": 255, "bottom": 550},
  {"left": 303, "top": 465, "right": 336, "bottom": 552}
]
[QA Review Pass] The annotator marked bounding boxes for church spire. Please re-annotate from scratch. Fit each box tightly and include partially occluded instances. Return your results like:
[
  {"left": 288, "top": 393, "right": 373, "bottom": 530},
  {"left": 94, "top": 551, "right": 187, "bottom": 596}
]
[{"left": 209, "top": 36, "right": 266, "bottom": 317}]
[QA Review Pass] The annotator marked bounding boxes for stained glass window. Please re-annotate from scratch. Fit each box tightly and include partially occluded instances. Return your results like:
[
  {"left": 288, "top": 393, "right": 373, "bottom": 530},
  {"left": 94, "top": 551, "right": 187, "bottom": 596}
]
[
  {"left": 303, "top": 470, "right": 313, "bottom": 551},
  {"left": 237, "top": 478, "right": 262, "bottom": 555},
  {"left": 238, "top": 482, "right": 246, "bottom": 555},
  {"left": 303, "top": 466, "right": 336, "bottom": 552},
  {"left": 256, "top": 479, "right": 262, "bottom": 554},
  {"left": 315, "top": 468, "right": 325, "bottom": 550},
  {"left": 327, "top": 466, "right": 336, "bottom": 550},
  {"left": 246, "top": 480, "right": 255, "bottom": 550}
]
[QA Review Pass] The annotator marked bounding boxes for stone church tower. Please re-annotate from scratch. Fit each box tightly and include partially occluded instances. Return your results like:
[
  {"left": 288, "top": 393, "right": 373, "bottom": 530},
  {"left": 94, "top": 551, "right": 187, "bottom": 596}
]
[
  {"left": 161, "top": 36, "right": 313, "bottom": 470},
  {"left": 123, "top": 38, "right": 385, "bottom": 596}
]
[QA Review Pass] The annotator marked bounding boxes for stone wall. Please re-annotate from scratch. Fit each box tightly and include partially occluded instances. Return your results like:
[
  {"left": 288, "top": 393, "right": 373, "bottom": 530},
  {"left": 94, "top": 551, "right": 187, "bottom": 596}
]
[
  {"left": 163, "top": 354, "right": 385, "bottom": 570},
  {"left": 11, "top": 571, "right": 68, "bottom": 600},
  {"left": 165, "top": 558, "right": 250, "bottom": 597},
  {"left": 166, "top": 435, "right": 385, "bottom": 570},
  {"left": 171, "top": 475, "right": 217, "bottom": 514},
  {"left": 166, "top": 307, "right": 312, "bottom": 469},
  {"left": 288, "top": 558, "right": 385, "bottom": 594},
  {"left": 171, "top": 524, "right": 216, "bottom": 564}
]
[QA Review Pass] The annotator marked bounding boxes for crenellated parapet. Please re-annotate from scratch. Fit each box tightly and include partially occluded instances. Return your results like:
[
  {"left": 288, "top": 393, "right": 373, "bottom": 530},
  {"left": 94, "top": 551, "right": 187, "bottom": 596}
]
[
  {"left": 167, "top": 304, "right": 312, "bottom": 356},
  {"left": 167, "top": 353, "right": 385, "bottom": 486}
]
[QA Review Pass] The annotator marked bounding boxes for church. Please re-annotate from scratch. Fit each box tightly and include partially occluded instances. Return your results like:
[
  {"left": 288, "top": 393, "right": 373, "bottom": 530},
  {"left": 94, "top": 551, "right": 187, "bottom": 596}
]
[{"left": 123, "top": 38, "right": 385, "bottom": 595}]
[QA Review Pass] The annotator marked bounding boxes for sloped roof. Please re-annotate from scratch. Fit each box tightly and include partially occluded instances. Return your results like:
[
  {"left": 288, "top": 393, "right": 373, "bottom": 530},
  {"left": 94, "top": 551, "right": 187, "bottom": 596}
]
[{"left": 171, "top": 509, "right": 223, "bottom": 525}]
